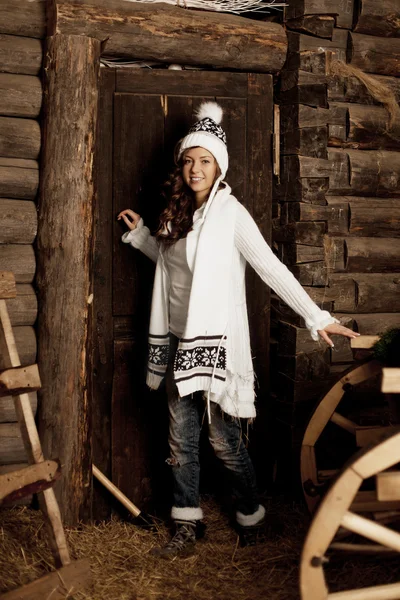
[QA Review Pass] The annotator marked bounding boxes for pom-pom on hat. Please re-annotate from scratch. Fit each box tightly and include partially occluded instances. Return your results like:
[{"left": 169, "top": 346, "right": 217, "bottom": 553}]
[{"left": 176, "top": 102, "right": 229, "bottom": 179}]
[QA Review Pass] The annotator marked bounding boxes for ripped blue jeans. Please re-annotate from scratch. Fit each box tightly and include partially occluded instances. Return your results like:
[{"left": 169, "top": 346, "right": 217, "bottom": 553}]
[{"left": 167, "top": 391, "right": 260, "bottom": 517}]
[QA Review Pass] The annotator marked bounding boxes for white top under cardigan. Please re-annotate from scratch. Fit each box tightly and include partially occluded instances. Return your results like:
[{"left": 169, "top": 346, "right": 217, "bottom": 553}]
[{"left": 122, "top": 196, "right": 337, "bottom": 419}]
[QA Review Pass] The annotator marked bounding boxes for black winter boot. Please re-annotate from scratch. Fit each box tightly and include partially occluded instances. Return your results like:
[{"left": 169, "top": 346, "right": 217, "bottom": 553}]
[{"left": 151, "top": 519, "right": 197, "bottom": 559}]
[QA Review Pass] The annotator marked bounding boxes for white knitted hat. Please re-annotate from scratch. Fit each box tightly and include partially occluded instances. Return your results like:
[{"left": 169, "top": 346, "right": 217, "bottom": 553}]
[{"left": 176, "top": 102, "right": 229, "bottom": 179}]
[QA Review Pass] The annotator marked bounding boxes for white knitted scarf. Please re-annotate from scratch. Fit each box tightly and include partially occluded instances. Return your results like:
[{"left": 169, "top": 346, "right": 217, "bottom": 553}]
[{"left": 146, "top": 181, "right": 237, "bottom": 402}]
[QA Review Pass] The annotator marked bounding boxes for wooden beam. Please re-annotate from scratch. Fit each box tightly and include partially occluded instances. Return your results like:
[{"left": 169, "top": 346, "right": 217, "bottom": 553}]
[
  {"left": 50, "top": 0, "right": 287, "bottom": 73},
  {"left": 348, "top": 33, "right": 400, "bottom": 76},
  {"left": 0, "top": 0, "right": 46, "bottom": 39},
  {"left": 0, "top": 74, "right": 42, "bottom": 118},
  {"left": 0, "top": 116, "right": 40, "bottom": 159},
  {"left": 0, "top": 34, "right": 42, "bottom": 76},
  {"left": 0, "top": 558, "right": 91, "bottom": 600},
  {"left": 0, "top": 158, "right": 39, "bottom": 199},
  {"left": 37, "top": 34, "right": 100, "bottom": 526},
  {"left": 0, "top": 200, "right": 37, "bottom": 244}
]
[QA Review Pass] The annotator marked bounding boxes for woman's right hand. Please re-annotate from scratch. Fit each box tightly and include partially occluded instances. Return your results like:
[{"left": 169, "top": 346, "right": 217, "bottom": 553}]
[{"left": 117, "top": 209, "right": 141, "bottom": 231}]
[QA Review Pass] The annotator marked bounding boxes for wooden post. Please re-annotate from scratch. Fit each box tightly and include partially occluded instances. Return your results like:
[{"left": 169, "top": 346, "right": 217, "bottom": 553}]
[{"left": 36, "top": 34, "right": 100, "bottom": 525}]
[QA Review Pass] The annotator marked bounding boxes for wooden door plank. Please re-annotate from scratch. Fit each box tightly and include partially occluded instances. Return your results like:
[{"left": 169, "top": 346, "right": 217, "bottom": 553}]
[
  {"left": 91, "top": 67, "right": 115, "bottom": 520},
  {"left": 216, "top": 96, "right": 246, "bottom": 203}
]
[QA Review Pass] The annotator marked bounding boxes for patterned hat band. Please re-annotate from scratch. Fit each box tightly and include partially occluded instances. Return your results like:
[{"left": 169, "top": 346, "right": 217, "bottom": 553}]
[{"left": 188, "top": 117, "right": 227, "bottom": 145}]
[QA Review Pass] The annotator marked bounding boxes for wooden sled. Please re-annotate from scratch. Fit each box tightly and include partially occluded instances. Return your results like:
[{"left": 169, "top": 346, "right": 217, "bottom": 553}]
[{"left": 0, "top": 272, "right": 91, "bottom": 599}]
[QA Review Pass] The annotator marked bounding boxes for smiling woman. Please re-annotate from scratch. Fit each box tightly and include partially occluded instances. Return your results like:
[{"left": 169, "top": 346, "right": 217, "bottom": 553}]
[{"left": 116, "top": 101, "right": 358, "bottom": 560}]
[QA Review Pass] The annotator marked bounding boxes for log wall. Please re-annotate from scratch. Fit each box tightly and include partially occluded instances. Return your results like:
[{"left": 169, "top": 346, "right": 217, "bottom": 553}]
[
  {"left": 0, "top": 1, "right": 43, "bottom": 494},
  {"left": 273, "top": 0, "right": 400, "bottom": 489}
]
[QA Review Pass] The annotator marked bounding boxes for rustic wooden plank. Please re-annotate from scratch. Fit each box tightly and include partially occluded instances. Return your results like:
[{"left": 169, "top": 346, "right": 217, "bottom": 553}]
[
  {"left": 0, "top": 73, "right": 42, "bottom": 118},
  {"left": 0, "top": 245, "right": 35, "bottom": 283},
  {"left": 0, "top": 271, "right": 16, "bottom": 299},
  {"left": 116, "top": 69, "right": 248, "bottom": 97},
  {"left": 280, "top": 104, "right": 331, "bottom": 131},
  {"left": 0, "top": 559, "right": 91, "bottom": 600},
  {"left": 326, "top": 237, "right": 400, "bottom": 273},
  {"left": 326, "top": 197, "right": 349, "bottom": 234},
  {"left": 278, "top": 321, "right": 324, "bottom": 355},
  {"left": 37, "top": 34, "right": 100, "bottom": 526},
  {"left": 327, "top": 149, "right": 352, "bottom": 195},
  {"left": 0, "top": 0, "right": 47, "bottom": 39},
  {"left": 287, "top": 29, "right": 348, "bottom": 70},
  {"left": 348, "top": 32, "right": 400, "bottom": 76},
  {"left": 278, "top": 348, "right": 330, "bottom": 381},
  {"left": 355, "top": 274, "right": 400, "bottom": 313},
  {"left": 287, "top": 202, "right": 336, "bottom": 222},
  {"left": 0, "top": 34, "right": 42, "bottom": 76},
  {"left": 281, "top": 126, "right": 327, "bottom": 158},
  {"left": 0, "top": 199, "right": 37, "bottom": 243},
  {"left": 354, "top": 0, "right": 400, "bottom": 38},
  {"left": 51, "top": 0, "right": 287, "bottom": 73},
  {"left": 0, "top": 160, "right": 39, "bottom": 199},
  {"left": 0, "top": 364, "right": 40, "bottom": 397},
  {"left": 0, "top": 116, "right": 40, "bottom": 160},
  {"left": 0, "top": 392, "right": 37, "bottom": 422},
  {"left": 0, "top": 460, "right": 60, "bottom": 504},
  {"left": 91, "top": 68, "right": 114, "bottom": 520}
]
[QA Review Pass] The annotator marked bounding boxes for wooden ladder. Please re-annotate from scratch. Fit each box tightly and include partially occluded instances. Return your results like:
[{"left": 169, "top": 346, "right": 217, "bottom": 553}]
[{"left": 0, "top": 271, "right": 90, "bottom": 599}]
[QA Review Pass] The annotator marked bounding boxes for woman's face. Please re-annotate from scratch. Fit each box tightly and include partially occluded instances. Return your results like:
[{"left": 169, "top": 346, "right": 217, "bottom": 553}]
[{"left": 182, "top": 147, "right": 218, "bottom": 202}]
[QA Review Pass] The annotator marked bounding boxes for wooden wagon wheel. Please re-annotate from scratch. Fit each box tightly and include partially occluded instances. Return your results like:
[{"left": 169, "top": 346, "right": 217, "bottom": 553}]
[
  {"left": 300, "top": 431, "right": 400, "bottom": 600},
  {"left": 301, "top": 356, "right": 386, "bottom": 514}
]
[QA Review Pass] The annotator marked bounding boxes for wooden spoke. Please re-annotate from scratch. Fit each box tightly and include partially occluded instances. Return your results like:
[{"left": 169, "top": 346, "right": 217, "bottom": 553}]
[
  {"left": 330, "top": 542, "right": 395, "bottom": 554},
  {"left": 330, "top": 412, "right": 357, "bottom": 435},
  {"left": 355, "top": 426, "right": 400, "bottom": 448},
  {"left": 341, "top": 511, "right": 400, "bottom": 552}
]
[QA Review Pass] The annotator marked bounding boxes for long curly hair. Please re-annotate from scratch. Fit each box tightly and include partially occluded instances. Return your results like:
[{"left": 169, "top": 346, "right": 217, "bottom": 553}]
[{"left": 155, "top": 156, "right": 221, "bottom": 249}]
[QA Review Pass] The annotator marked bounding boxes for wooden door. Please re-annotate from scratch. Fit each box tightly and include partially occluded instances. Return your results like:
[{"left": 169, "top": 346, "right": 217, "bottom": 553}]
[{"left": 92, "top": 69, "right": 273, "bottom": 517}]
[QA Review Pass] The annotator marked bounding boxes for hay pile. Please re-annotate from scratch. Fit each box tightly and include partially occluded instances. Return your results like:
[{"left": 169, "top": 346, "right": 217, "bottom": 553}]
[{"left": 1, "top": 497, "right": 399, "bottom": 599}]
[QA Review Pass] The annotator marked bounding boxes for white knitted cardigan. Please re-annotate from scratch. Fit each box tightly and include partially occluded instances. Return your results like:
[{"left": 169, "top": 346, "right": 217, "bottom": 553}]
[{"left": 122, "top": 185, "right": 338, "bottom": 419}]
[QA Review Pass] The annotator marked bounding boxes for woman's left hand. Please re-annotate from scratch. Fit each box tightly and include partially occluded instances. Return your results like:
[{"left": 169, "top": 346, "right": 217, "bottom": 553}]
[{"left": 318, "top": 323, "right": 360, "bottom": 348}]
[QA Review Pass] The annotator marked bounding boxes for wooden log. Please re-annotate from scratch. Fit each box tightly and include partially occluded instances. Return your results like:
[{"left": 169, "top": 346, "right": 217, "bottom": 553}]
[
  {"left": 0, "top": 199, "right": 37, "bottom": 243},
  {"left": 331, "top": 73, "right": 400, "bottom": 105},
  {"left": 334, "top": 313, "right": 400, "bottom": 335},
  {"left": 284, "top": 0, "right": 354, "bottom": 29},
  {"left": 273, "top": 221, "right": 326, "bottom": 246},
  {"left": 327, "top": 149, "right": 352, "bottom": 195},
  {"left": 276, "top": 155, "right": 331, "bottom": 204},
  {"left": 0, "top": 116, "right": 40, "bottom": 160},
  {"left": 281, "top": 126, "right": 327, "bottom": 158},
  {"left": 0, "top": 271, "right": 16, "bottom": 299},
  {"left": 0, "top": 0, "right": 47, "bottom": 39},
  {"left": 326, "top": 197, "right": 349, "bottom": 234},
  {"left": 13, "top": 326, "right": 37, "bottom": 368},
  {"left": 37, "top": 34, "right": 100, "bottom": 526},
  {"left": 285, "top": 15, "right": 335, "bottom": 39},
  {"left": 279, "top": 321, "right": 325, "bottom": 355},
  {"left": 348, "top": 149, "right": 400, "bottom": 197},
  {"left": 350, "top": 202, "right": 400, "bottom": 237},
  {"left": 329, "top": 103, "right": 400, "bottom": 150},
  {"left": 287, "top": 29, "right": 348, "bottom": 71},
  {"left": 6, "top": 284, "right": 37, "bottom": 327},
  {"left": 0, "top": 245, "right": 35, "bottom": 283},
  {"left": 0, "top": 34, "right": 42, "bottom": 76},
  {"left": 354, "top": 0, "right": 400, "bottom": 38},
  {"left": 0, "top": 422, "right": 26, "bottom": 463},
  {"left": 0, "top": 392, "right": 37, "bottom": 422},
  {"left": 281, "top": 243, "right": 325, "bottom": 265},
  {"left": 0, "top": 558, "right": 91, "bottom": 600},
  {"left": 0, "top": 158, "right": 39, "bottom": 199},
  {"left": 348, "top": 33, "right": 400, "bottom": 76},
  {"left": 0, "top": 74, "right": 42, "bottom": 118},
  {"left": 279, "top": 70, "right": 328, "bottom": 108},
  {"left": 286, "top": 202, "right": 338, "bottom": 222},
  {"left": 330, "top": 274, "right": 400, "bottom": 313},
  {"left": 278, "top": 348, "right": 330, "bottom": 381},
  {"left": 280, "top": 104, "right": 331, "bottom": 132},
  {"left": 0, "top": 364, "right": 40, "bottom": 398},
  {"left": 289, "top": 261, "right": 328, "bottom": 286},
  {"left": 51, "top": 0, "right": 287, "bottom": 73},
  {"left": 326, "top": 237, "right": 400, "bottom": 273}
]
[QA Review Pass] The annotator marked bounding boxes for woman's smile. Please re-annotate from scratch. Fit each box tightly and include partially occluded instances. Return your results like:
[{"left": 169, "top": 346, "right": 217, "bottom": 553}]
[{"left": 182, "top": 147, "right": 218, "bottom": 205}]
